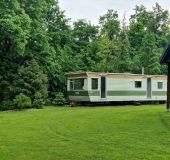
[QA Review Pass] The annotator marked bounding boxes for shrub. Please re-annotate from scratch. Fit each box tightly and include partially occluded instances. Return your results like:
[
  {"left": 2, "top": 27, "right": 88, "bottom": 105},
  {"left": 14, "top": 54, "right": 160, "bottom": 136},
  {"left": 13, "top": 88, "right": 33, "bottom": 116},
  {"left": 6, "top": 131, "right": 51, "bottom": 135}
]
[
  {"left": 0, "top": 59, "right": 49, "bottom": 111},
  {"left": 32, "top": 92, "right": 45, "bottom": 109},
  {"left": 1, "top": 100, "right": 15, "bottom": 111},
  {"left": 45, "top": 98, "right": 51, "bottom": 106},
  {"left": 52, "top": 92, "right": 66, "bottom": 106},
  {"left": 15, "top": 60, "right": 48, "bottom": 100},
  {"left": 13, "top": 93, "right": 32, "bottom": 110}
]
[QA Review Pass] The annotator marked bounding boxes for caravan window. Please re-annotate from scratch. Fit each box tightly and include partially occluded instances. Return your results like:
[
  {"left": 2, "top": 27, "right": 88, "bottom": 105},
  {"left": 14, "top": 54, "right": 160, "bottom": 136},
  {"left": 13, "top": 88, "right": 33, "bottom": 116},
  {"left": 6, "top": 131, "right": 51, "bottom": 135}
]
[
  {"left": 158, "top": 82, "right": 163, "bottom": 89},
  {"left": 135, "top": 81, "right": 142, "bottom": 88},
  {"left": 74, "top": 79, "right": 85, "bottom": 90},
  {"left": 70, "top": 80, "right": 74, "bottom": 90},
  {"left": 91, "top": 78, "right": 98, "bottom": 90},
  {"left": 70, "top": 78, "right": 87, "bottom": 90}
]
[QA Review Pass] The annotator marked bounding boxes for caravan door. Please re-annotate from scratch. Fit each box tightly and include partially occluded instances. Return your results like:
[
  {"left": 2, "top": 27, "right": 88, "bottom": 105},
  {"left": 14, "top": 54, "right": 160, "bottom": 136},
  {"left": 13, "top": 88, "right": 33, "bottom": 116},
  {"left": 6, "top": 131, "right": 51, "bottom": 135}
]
[
  {"left": 101, "top": 76, "right": 106, "bottom": 98},
  {"left": 147, "top": 77, "right": 152, "bottom": 99}
]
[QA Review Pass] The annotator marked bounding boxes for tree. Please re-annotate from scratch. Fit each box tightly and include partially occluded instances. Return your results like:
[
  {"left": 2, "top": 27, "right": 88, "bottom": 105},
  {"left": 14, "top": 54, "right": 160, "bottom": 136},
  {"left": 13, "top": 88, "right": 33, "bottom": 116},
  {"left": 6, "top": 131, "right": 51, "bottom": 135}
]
[
  {"left": 0, "top": 10, "right": 30, "bottom": 57},
  {"left": 14, "top": 60, "right": 48, "bottom": 103},
  {"left": 95, "top": 10, "right": 121, "bottom": 72},
  {"left": 72, "top": 19, "right": 99, "bottom": 70},
  {"left": 128, "top": 3, "right": 170, "bottom": 74},
  {"left": 99, "top": 10, "right": 120, "bottom": 40},
  {"left": 140, "top": 33, "right": 161, "bottom": 74},
  {"left": 117, "top": 18, "right": 132, "bottom": 73},
  {"left": 46, "top": 1, "right": 71, "bottom": 50},
  {"left": 95, "top": 37, "right": 119, "bottom": 72},
  {"left": 73, "top": 19, "right": 98, "bottom": 43}
]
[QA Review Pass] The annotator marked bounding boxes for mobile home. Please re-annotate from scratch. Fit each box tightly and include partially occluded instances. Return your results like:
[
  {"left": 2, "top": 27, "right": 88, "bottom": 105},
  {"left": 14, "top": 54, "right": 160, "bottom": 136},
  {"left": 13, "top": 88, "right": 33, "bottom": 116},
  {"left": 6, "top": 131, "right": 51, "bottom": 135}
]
[{"left": 66, "top": 72, "right": 167, "bottom": 103}]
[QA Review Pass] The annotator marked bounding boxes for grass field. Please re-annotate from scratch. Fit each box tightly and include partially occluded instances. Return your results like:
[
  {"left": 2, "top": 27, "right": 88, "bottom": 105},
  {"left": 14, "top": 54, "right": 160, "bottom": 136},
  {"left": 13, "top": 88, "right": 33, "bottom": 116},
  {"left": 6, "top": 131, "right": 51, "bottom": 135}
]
[{"left": 0, "top": 105, "right": 170, "bottom": 160}]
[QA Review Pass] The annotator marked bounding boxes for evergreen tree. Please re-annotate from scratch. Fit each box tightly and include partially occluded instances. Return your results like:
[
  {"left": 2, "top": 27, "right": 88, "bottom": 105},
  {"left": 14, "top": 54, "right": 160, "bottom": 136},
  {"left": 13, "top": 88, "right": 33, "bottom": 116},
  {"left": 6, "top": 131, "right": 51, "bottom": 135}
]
[{"left": 117, "top": 17, "right": 132, "bottom": 72}]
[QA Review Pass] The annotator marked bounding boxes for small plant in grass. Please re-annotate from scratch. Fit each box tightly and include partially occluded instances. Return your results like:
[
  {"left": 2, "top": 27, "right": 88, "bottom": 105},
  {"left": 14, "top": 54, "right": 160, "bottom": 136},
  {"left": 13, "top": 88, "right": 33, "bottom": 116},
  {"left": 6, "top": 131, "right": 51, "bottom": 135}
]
[
  {"left": 52, "top": 92, "right": 66, "bottom": 106},
  {"left": 13, "top": 93, "right": 32, "bottom": 110}
]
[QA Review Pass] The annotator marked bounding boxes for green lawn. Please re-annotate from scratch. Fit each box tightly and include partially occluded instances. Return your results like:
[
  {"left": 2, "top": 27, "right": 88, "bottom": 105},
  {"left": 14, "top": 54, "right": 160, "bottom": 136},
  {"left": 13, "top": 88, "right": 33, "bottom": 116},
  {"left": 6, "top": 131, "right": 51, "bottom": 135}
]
[{"left": 0, "top": 105, "right": 170, "bottom": 160}]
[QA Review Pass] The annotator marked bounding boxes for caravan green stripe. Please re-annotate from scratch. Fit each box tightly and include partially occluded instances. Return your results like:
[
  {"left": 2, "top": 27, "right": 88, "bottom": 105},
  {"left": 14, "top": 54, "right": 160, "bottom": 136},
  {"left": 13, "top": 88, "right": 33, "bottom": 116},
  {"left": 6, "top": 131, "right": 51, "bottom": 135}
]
[
  {"left": 68, "top": 91, "right": 100, "bottom": 96},
  {"left": 107, "top": 91, "right": 146, "bottom": 96},
  {"left": 152, "top": 91, "right": 166, "bottom": 96},
  {"left": 68, "top": 91, "right": 89, "bottom": 96},
  {"left": 68, "top": 90, "right": 167, "bottom": 97},
  {"left": 88, "top": 91, "right": 100, "bottom": 96}
]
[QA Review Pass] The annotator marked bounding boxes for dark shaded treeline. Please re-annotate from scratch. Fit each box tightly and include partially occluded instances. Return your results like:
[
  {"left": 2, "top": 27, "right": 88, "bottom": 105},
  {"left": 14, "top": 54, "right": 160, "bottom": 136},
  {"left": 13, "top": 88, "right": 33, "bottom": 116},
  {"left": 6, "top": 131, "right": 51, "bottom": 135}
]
[{"left": 0, "top": 1, "right": 169, "bottom": 109}]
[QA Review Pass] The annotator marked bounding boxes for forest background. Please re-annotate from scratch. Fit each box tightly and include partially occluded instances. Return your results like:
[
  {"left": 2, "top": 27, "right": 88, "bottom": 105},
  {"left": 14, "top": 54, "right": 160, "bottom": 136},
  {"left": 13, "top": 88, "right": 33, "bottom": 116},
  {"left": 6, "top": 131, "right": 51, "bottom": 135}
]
[{"left": 0, "top": 1, "right": 169, "bottom": 109}]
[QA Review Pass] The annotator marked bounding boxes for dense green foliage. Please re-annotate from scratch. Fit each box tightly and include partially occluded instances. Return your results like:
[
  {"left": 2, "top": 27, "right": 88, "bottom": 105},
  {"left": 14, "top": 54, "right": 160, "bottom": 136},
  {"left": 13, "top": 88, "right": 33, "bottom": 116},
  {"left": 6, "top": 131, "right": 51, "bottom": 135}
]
[
  {"left": 51, "top": 92, "right": 66, "bottom": 105},
  {"left": 13, "top": 93, "right": 32, "bottom": 110},
  {"left": 0, "top": 1, "right": 170, "bottom": 109},
  {"left": 0, "top": 105, "right": 170, "bottom": 159}
]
